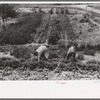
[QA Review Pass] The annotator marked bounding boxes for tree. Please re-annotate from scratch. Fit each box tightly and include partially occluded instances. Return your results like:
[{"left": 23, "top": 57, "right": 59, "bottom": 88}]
[
  {"left": 0, "top": 12, "right": 43, "bottom": 45},
  {"left": 0, "top": 4, "right": 17, "bottom": 29},
  {"left": 58, "top": 14, "right": 76, "bottom": 41},
  {"left": 48, "top": 17, "right": 61, "bottom": 45},
  {"left": 48, "top": 8, "right": 53, "bottom": 14}
]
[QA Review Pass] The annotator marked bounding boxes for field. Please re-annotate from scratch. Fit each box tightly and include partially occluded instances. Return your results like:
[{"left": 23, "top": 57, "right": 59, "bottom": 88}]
[
  {"left": 0, "top": 4, "right": 100, "bottom": 80},
  {"left": 0, "top": 43, "right": 100, "bottom": 80}
]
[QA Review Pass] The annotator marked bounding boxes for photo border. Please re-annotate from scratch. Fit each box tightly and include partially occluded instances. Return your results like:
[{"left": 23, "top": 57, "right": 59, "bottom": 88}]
[{"left": 0, "top": 0, "right": 100, "bottom": 99}]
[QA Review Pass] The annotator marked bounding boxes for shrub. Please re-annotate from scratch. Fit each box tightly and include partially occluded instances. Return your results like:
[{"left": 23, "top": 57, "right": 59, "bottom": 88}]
[
  {"left": 58, "top": 59, "right": 100, "bottom": 72},
  {"left": 49, "top": 52, "right": 60, "bottom": 59},
  {"left": 12, "top": 45, "right": 31, "bottom": 59},
  {"left": 0, "top": 57, "right": 22, "bottom": 69},
  {"left": 86, "top": 60, "right": 100, "bottom": 71},
  {"left": 86, "top": 60, "right": 100, "bottom": 65},
  {"left": 0, "top": 45, "right": 14, "bottom": 52},
  {"left": 48, "top": 17, "right": 61, "bottom": 45},
  {"left": 48, "top": 45, "right": 60, "bottom": 59},
  {"left": 62, "top": 62, "right": 79, "bottom": 71},
  {"left": 76, "top": 61, "right": 88, "bottom": 70},
  {"left": 58, "top": 14, "right": 76, "bottom": 41},
  {"left": 23, "top": 58, "right": 58, "bottom": 70},
  {"left": 58, "top": 39, "right": 67, "bottom": 49},
  {"left": 0, "top": 4, "right": 18, "bottom": 30},
  {"left": 76, "top": 60, "right": 100, "bottom": 72},
  {"left": 86, "top": 44, "right": 94, "bottom": 50},
  {"left": 23, "top": 59, "right": 41, "bottom": 70},
  {"left": 76, "top": 53, "right": 84, "bottom": 60},
  {"left": 0, "top": 12, "right": 43, "bottom": 45},
  {"left": 4, "top": 59, "right": 22, "bottom": 69},
  {"left": 83, "top": 49, "right": 95, "bottom": 56},
  {"left": 65, "top": 8, "right": 69, "bottom": 14},
  {"left": 60, "top": 7, "right": 65, "bottom": 14},
  {"left": 48, "top": 8, "right": 53, "bottom": 14},
  {"left": 34, "top": 14, "right": 50, "bottom": 43}
]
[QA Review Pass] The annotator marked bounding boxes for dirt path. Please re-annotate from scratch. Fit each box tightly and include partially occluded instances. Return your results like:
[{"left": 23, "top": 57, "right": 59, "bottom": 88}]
[
  {"left": 17, "top": 4, "right": 100, "bottom": 14},
  {"left": 71, "top": 5, "right": 100, "bottom": 14}
]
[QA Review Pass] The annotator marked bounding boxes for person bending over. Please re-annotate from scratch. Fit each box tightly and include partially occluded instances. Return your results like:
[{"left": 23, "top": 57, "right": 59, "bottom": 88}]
[
  {"left": 67, "top": 45, "right": 76, "bottom": 61},
  {"left": 34, "top": 44, "right": 49, "bottom": 62}
]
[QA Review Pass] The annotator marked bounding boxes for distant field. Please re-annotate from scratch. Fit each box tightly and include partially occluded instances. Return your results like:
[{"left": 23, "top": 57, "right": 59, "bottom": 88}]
[{"left": 87, "top": 4, "right": 100, "bottom": 10}]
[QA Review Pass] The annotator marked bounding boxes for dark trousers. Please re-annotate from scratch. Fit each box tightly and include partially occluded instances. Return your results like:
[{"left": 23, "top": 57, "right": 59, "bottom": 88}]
[
  {"left": 34, "top": 51, "right": 47, "bottom": 60},
  {"left": 67, "top": 52, "right": 76, "bottom": 60}
]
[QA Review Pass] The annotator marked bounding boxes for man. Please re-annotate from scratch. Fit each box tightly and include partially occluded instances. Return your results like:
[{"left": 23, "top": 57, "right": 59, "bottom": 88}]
[
  {"left": 66, "top": 45, "right": 76, "bottom": 61},
  {"left": 34, "top": 44, "right": 49, "bottom": 62}
]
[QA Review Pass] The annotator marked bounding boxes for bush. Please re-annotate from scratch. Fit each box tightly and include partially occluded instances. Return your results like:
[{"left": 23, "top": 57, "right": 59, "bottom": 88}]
[
  {"left": 12, "top": 45, "right": 31, "bottom": 59},
  {"left": 83, "top": 49, "right": 95, "bottom": 56},
  {"left": 0, "top": 57, "right": 22, "bottom": 69},
  {"left": 34, "top": 14, "right": 50, "bottom": 43},
  {"left": 86, "top": 60, "right": 100, "bottom": 71},
  {"left": 48, "top": 45, "right": 60, "bottom": 59},
  {"left": 86, "top": 60, "right": 100, "bottom": 65},
  {"left": 58, "top": 14, "right": 76, "bottom": 41},
  {"left": 23, "top": 59, "right": 41, "bottom": 70},
  {"left": 77, "top": 43, "right": 100, "bottom": 51},
  {"left": 60, "top": 7, "right": 65, "bottom": 14},
  {"left": 62, "top": 62, "right": 79, "bottom": 71},
  {"left": 49, "top": 52, "right": 60, "bottom": 59},
  {"left": 76, "top": 53, "right": 84, "bottom": 60},
  {"left": 48, "top": 8, "right": 53, "bottom": 14},
  {"left": 58, "top": 39, "right": 67, "bottom": 49},
  {"left": 65, "top": 8, "right": 69, "bottom": 14},
  {"left": 23, "top": 58, "right": 58, "bottom": 70},
  {"left": 48, "top": 17, "right": 61, "bottom": 45},
  {"left": 0, "top": 12, "right": 43, "bottom": 45},
  {"left": 58, "top": 59, "right": 100, "bottom": 72},
  {"left": 76, "top": 60, "right": 100, "bottom": 72},
  {"left": 77, "top": 43, "right": 86, "bottom": 51},
  {"left": 76, "top": 61, "right": 87, "bottom": 70},
  {"left": 4, "top": 59, "right": 22, "bottom": 69},
  {"left": 0, "top": 45, "right": 14, "bottom": 52}
]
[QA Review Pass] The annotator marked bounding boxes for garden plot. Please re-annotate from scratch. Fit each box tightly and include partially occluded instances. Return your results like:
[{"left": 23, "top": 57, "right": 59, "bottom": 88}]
[{"left": 0, "top": 4, "right": 100, "bottom": 80}]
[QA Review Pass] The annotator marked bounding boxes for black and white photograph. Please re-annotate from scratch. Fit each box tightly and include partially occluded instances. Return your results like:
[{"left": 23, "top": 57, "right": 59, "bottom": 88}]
[{"left": 0, "top": 2, "right": 100, "bottom": 80}]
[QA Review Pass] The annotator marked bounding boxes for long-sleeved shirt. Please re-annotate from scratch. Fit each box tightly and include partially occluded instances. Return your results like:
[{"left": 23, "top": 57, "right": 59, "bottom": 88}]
[{"left": 67, "top": 46, "right": 75, "bottom": 55}]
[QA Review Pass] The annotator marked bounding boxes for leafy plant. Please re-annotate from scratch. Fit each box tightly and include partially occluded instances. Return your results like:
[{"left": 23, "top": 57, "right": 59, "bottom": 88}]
[
  {"left": 83, "top": 49, "right": 95, "bottom": 56},
  {"left": 0, "top": 57, "right": 22, "bottom": 69},
  {"left": 48, "top": 17, "right": 61, "bottom": 45},
  {"left": 0, "top": 4, "right": 17, "bottom": 29},
  {"left": 0, "top": 12, "right": 43, "bottom": 44},
  {"left": 12, "top": 46, "right": 31, "bottom": 59}
]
